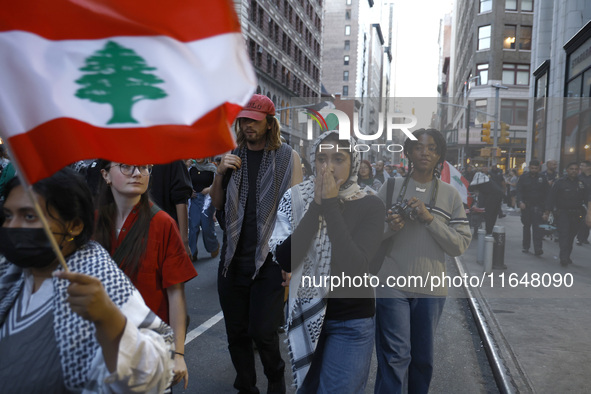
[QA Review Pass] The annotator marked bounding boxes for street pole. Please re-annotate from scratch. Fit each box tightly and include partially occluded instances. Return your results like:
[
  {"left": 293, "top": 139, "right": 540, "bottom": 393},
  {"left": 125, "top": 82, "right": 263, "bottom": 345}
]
[
  {"left": 466, "top": 101, "right": 470, "bottom": 169},
  {"left": 492, "top": 84, "right": 508, "bottom": 166}
]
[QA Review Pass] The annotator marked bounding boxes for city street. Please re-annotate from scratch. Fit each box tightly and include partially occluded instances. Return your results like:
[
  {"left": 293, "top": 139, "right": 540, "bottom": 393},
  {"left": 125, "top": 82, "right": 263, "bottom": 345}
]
[
  {"left": 458, "top": 208, "right": 591, "bottom": 393},
  {"left": 176, "top": 225, "right": 498, "bottom": 393}
]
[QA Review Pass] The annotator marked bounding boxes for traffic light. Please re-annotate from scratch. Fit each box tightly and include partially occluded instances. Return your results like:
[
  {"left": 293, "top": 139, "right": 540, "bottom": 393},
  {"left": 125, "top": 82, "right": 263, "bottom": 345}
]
[
  {"left": 481, "top": 122, "right": 492, "bottom": 144},
  {"left": 500, "top": 122, "right": 510, "bottom": 144}
]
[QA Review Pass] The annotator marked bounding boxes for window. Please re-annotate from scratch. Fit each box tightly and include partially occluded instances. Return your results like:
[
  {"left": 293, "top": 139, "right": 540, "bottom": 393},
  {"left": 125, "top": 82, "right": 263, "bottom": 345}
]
[
  {"left": 522, "top": 0, "right": 533, "bottom": 12},
  {"left": 479, "top": 0, "right": 492, "bottom": 13},
  {"left": 478, "top": 25, "right": 491, "bottom": 50},
  {"left": 506, "top": 0, "right": 517, "bottom": 10},
  {"left": 501, "top": 99, "right": 528, "bottom": 125},
  {"left": 502, "top": 63, "right": 530, "bottom": 85},
  {"left": 344, "top": 40, "right": 350, "bottom": 50},
  {"left": 345, "top": 10, "right": 351, "bottom": 20},
  {"left": 343, "top": 71, "right": 349, "bottom": 81},
  {"left": 503, "top": 25, "right": 516, "bottom": 49},
  {"left": 519, "top": 26, "right": 532, "bottom": 50},
  {"left": 343, "top": 85, "right": 349, "bottom": 96},
  {"left": 476, "top": 63, "right": 489, "bottom": 85},
  {"left": 345, "top": 25, "right": 351, "bottom": 36},
  {"left": 475, "top": 99, "right": 488, "bottom": 125},
  {"left": 346, "top": 0, "right": 351, "bottom": 4},
  {"left": 344, "top": 55, "right": 350, "bottom": 65}
]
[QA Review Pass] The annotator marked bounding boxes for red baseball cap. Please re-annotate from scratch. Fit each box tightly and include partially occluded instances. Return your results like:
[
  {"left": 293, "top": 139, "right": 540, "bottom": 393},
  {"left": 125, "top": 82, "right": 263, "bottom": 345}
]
[{"left": 237, "top": 94, "right": 276, "bottom": 121}]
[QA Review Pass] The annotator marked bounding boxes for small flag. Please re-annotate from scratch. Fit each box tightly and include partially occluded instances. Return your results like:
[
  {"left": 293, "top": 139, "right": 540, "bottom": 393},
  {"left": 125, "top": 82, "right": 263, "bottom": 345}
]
[
  {"left": 441, "top": 161, "right": 472, "bottom": 206},
  {"left": 0, "top": 0, "right": 256, "bottom": 184}
]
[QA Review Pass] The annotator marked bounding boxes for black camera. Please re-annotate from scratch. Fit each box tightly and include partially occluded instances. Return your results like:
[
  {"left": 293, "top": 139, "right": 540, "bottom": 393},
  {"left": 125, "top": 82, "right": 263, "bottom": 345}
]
[{"left": 390, "top": 199, "right": 418, "bottom": 221}]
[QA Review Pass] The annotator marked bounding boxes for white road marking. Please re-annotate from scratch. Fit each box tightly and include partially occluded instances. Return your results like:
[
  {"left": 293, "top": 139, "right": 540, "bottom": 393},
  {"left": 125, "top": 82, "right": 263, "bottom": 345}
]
[{"left": 185, "top": 311, "right": 224, "bottom": 345}]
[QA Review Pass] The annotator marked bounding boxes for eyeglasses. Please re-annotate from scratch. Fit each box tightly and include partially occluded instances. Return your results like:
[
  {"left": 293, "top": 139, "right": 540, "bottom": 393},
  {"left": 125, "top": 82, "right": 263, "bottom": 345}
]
[{"left": 111, "top": 164, "right": 153, "bottom": 176}]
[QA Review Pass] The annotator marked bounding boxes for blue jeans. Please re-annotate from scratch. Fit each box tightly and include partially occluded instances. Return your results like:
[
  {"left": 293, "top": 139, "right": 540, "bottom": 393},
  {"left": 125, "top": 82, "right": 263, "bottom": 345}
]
[
  {"left": 188, "top": 193, "right": 218, "bottom": 256},
  {"left": 375, "top": 290, "right": 446, "bottom": 394},
  {"left": 299, "top": 317, "right": 374, "bottom": 394}
]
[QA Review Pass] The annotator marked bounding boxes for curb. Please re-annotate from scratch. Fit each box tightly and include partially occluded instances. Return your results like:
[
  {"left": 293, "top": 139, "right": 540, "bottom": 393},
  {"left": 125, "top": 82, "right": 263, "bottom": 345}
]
[{"left": 454, "top": 256, "right": 535, "bottom": 394}]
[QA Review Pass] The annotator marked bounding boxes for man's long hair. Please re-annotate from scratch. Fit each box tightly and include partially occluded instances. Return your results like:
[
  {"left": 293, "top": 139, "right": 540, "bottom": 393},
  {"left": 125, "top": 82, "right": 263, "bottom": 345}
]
[{"left": 235, "top": 115, "right": 282, "bottom": 150}]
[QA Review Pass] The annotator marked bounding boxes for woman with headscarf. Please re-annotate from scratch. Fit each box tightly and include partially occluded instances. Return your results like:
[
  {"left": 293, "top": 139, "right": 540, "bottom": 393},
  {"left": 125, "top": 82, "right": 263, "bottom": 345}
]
[
  {"left": 357, "top": 159, "right": 382, "bottom": 193},
  {"left": 270, "top": 131, "right": 385, "bottom": 393}
]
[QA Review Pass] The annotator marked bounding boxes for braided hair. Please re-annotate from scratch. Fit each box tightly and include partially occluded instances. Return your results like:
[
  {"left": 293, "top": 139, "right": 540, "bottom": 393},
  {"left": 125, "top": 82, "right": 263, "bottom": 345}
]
[{"left": 403, "top": 128, "right": 447, "bottom": 180}]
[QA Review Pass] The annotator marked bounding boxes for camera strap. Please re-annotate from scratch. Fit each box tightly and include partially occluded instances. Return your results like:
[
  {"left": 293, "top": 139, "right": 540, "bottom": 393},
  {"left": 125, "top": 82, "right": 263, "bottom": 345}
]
[{"left": 397, "top": 175, "right": 439, "bottom": 209}]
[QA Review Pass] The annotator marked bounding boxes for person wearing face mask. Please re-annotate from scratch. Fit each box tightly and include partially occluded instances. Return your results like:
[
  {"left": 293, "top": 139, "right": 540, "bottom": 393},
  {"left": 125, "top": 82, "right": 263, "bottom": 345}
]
[
  {"left": 0, "top": 168, "right": 174, "bottom": 392},
  {"left": 94, "top": 160, "right": 198, "bottom": 390},
  {"left": 270, "top": 131, "right": 386, "bottom": 393}
]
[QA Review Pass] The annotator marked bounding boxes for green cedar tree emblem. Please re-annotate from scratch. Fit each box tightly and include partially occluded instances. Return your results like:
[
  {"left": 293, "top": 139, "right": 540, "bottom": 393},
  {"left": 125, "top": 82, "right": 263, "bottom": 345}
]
[{"left": 75, "top": 41, "right": 167, "bottom": 124}]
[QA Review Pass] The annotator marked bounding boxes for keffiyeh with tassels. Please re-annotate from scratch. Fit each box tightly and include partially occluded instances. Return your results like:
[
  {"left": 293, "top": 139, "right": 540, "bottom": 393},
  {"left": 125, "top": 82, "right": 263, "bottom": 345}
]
[
  {"left": 223, "top": 143, "right": 293, "bottom": 277},
  {"left": 269, "top": 130, "right": 364, "bottom": 388},
  {"left": 0, "top": 241, "right": 174, "bottom": 393}
]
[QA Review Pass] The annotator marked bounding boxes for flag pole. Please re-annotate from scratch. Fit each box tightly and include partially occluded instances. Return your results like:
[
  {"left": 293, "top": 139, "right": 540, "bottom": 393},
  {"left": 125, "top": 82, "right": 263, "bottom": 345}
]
[{"left": 1, "top": 141, "right": 69, "bottom": 271}]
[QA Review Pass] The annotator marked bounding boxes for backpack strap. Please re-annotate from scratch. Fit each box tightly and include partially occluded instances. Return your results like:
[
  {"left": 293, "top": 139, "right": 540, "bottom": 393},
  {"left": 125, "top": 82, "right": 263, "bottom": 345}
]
[{"left": 385, "top": 176, "right": 396, "bottom": 208}]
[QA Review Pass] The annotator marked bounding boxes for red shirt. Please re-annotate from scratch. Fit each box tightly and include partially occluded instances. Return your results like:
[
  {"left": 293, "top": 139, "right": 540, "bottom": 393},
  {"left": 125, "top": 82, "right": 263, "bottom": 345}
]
[{"left": 111, "top": 205, "right": 197, "bottom": 323}]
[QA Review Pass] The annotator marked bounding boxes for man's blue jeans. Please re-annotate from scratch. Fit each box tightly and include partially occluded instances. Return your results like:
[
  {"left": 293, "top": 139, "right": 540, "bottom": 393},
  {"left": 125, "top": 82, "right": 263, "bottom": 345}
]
[
  {"left": 188, "top": 193, "right": 218, "bottom": 256},
  {"left": 375, "top": 290, "right": 445, "bottom": 394},
  {"left": 299, "top": 317, "right": 375, "bottom": 394}
]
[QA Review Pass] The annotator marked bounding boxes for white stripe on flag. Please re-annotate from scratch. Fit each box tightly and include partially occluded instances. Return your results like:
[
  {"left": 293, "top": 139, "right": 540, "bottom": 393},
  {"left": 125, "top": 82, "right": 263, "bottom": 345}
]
[{"left": 0, "top": 31, "right": 256, "bottom": 137}]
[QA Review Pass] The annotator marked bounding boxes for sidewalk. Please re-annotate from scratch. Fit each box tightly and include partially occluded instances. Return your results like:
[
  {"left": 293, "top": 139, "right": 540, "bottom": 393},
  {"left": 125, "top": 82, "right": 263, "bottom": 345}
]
[{"left": 457, "top": 208, "right": 591, "bottom": 393}]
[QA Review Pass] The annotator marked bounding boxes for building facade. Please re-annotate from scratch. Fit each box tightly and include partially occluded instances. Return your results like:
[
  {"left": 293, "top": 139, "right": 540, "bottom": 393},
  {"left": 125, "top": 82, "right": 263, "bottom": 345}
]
[
  {"left": 234, "top": 0, "right": 324, "bottom": 154},
  {"left": 445, "top": 0, "right": 534, "bottom": 170},
  {"left": 529, "top": 1, "right": 591, "bottom": 168}
]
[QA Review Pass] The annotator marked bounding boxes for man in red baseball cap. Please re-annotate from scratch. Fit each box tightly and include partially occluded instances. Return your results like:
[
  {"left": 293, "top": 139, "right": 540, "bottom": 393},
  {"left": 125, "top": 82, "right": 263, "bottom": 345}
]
[{"left": 210, "top": 94, "right": 302, "bottom": 393}]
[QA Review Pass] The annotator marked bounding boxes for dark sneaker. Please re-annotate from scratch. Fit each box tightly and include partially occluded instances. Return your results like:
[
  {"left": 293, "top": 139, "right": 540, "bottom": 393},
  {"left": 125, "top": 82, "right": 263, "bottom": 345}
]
[
  {"left": 522, "top": 249, "right": 529, "bottom": 253},
  {"left": 534, "top": 250, "right": 543, "bottom": 256},
  {"left": 267, "top": 377, "right": 286, "bottom": 394},
  {"left": 191, "top": 251, "right": 198, "bottom": 262},
  {"left": 583, "top": 240, "right": 590, "bottom": 245},
  {"left": 577, "top": 241, "right": 583, "bottom": 246},
  {"left": 560, "top": 260, "right": 569, "bottom": 267}
]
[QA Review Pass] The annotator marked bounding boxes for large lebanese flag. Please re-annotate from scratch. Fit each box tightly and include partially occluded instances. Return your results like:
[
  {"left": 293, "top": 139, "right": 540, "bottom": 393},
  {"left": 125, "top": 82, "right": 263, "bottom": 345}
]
[
  {"left": 441, "top": 161, "right": 472, "bottom": 206},
  {"left": 0, "top": 0, "right": 256, "bottom": 183}
]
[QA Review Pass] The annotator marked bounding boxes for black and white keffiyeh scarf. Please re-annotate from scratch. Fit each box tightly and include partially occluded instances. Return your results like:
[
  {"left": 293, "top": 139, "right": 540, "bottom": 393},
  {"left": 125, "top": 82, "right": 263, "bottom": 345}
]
[
  {"left": 269, "top": 130, "right": 363, "bottom": 388},
  {"left": 223, "top": 142, "right": 293, "bottom": 276},
  {"left": 0, "top": 241, "right": 174, "bottom": 391}
]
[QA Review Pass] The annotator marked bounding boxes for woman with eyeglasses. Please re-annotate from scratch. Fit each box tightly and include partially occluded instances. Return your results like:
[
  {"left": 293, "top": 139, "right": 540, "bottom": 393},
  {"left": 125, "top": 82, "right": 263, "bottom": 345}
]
[{"left": 94, "top": 161, "right": 198, "bottom": 390}]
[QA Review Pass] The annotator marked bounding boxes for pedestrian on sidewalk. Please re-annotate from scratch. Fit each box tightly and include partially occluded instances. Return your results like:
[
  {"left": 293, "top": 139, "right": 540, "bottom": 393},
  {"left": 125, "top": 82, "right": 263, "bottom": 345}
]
[
  {"left": 545, "top": 162, "right": 591, "bottom": 266},
  {"left": 185, "top": 158, "right": 220, "bottom": 261},
  {"left": 210, "top": 94, "right": 302, "bottom": 394},
  {"left": 469, "top": 169, "right": 503, "bottom": 234},
  {"left": 373, "top": 129, "right": 472, "bottom": 394},
  {"left": 576, "top": 160, "right": 591, "bottom": 245},
  {"left": 543, "top": 159, "right": 559, "bottom": 187},
  {"left": 516, "top": 159, "right": 549, "bottom": 256}
]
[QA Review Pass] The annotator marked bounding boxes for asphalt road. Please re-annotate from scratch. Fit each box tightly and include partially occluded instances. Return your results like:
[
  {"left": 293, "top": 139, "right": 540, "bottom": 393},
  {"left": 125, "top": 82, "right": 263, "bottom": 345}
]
[{"left": 176, "top": 229, "right": 498, "bottom": 393}]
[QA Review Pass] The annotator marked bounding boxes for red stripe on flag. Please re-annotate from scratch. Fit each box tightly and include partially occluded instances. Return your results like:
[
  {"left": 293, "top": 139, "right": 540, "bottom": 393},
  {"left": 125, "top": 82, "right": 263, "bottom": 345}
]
[
  {"left": 0, "top": 0, "right": 241, "bottom": 42},
  {"left": 8, "top": 104, "right": 241, "bottom": 184}
]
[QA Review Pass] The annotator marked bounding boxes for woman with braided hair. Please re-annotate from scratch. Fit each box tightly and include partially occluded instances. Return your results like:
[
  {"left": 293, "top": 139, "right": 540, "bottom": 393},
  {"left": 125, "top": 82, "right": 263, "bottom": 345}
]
[{"left": 374, "top": 128, "right": 472, "bottom": 394}]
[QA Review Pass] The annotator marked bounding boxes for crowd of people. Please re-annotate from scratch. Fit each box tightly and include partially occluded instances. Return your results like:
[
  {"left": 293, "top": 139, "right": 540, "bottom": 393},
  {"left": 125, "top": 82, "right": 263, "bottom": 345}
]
[
  {"left": 1, "top": 93, "right": 590, "bottom": 393},
  {"left": 462, "top": 159, "right": 591, "bottom": 267}
]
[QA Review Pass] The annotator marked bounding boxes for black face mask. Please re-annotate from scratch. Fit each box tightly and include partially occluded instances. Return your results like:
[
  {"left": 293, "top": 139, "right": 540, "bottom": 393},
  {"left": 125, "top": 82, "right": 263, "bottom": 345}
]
[{"left": 0, "top": 227, "right": 59, "bottom": 269}]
